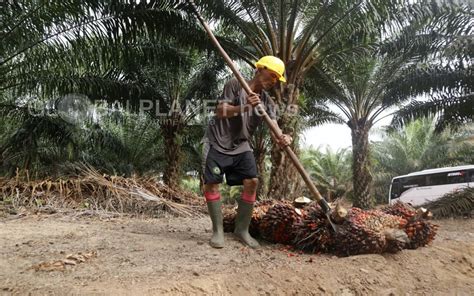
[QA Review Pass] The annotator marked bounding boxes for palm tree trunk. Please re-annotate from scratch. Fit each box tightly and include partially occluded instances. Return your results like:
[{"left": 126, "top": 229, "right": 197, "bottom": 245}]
[
  {"left": 268, "top": 139, "right": 302, "bottom": 199},
  {"left": 162, "top": 120, "right": 183, "bottom": 189},
  {"left": 268, "top": 84, "right": 302, "bottom": 199},
  {"left": 252, "top": 126, "right": 269, "bottom": 198},
  {"left": 350, "top": 121, "right": 373, "bottom": 209}
]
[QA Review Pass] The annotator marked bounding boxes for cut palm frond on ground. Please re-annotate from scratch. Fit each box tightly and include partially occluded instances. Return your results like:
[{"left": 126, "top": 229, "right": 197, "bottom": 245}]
[
  {"left": 0, "top": 165, "right": 205, "bottom": 218},
  {"left": 422, "top": 188, "right": 474, "bottom": 218}
]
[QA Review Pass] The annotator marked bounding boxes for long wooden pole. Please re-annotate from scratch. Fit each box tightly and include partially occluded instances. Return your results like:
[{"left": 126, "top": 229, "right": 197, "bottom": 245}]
[{"left": 187, "top": 0, "right": 332, "bottom": 215}]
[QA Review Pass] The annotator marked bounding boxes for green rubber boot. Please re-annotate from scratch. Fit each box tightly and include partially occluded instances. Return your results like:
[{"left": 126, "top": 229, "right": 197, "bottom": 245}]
[
  {"left": 233, "top": 200, "right": 260, "bottom": 248},
  {"left": 206, "top": 200, "right": 224, "bottom": 248}
]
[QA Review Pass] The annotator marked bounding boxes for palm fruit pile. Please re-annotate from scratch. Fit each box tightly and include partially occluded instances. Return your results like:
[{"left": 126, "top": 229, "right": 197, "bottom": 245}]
[
  {"left": 382, "top": 201, "right": 438, "bottom": 249},
  {"left": 259, "top": 203, "right": 303, "bottom": 244},
  {"left": 293, "top": 203, "right": 408, "bottom": 255},
  {"left": 223, "top": 200, "right": 438, "bottom": 256}
]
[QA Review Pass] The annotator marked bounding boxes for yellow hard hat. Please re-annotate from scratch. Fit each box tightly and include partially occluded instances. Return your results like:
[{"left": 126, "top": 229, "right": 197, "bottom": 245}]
[{"left": 255, "top": 56, "right": 286, "bottom": 82}]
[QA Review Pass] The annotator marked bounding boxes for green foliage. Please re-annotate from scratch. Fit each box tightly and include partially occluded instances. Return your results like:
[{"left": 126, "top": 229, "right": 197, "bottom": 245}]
[
  {"left": 388, "top": 2, "right": 473, "bottom": 130},
  {"left": 219, "top": 184, "right": 243, "bottom": 205},
  {"left": 1, "top": 0, "right": 210, "bottom": 96},
  {"left": 372, "top": 118, "right": 474, "bottom": 203},
  {"left": 0, "top": 100, "right": 77, "bottom": 176},
  {"left": 0, "top": 103, "right": 165, "bottom": 177},
  {"left": 80, "top": 112, "right": 165, "bottom": 176},
  {"left": 301, "top": 146, "right": 353, "bottom": 201},
  {"left": 180, "top": 177, "right": 201, "bottom": 195}
]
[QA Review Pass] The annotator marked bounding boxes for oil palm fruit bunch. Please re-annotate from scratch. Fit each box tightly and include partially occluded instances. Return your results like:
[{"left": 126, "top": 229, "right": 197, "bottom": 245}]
[
  {"left": 383, "top": 228, "right": 410, "bottom": 253},
  {"left": 259, "top": 202, "right": 303, "bottom": 244},
  {"left": 293, "top": 202, "right": 334, "bottom": 253},
  {"left": 223, "top": 199, "right": 436, "bottom": 254},
  {"left": 383, "top": 201, "right": 438, "bottom": 249},
  {"left": 249, "top": 199, "right": 278, "bottom": 237},
  {"left": 382, "top": 201, "right": 417, "bottom": 220},
  {"left": 404, "top": 219, "right": 438, "bottom": 249},
  {"left": 332, "top": 222, "right": 386, "bottom": 256},
  {"left": 331, "top": 208, "right": 408, "bottom": 256},
  {"left": 348, "top": 208, "right": 407, "bottom": 232}
]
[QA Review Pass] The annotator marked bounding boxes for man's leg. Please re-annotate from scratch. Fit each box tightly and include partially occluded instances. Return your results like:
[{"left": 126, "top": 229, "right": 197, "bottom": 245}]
[
  {"left": 204, "top": 183, "right": 225, "bottom": 248},
  {"left": 202, "top": 143, "right": 227, "bottom": 248},
  {"left": 233, "top": 178, "right": 260, "bottom": 248}
]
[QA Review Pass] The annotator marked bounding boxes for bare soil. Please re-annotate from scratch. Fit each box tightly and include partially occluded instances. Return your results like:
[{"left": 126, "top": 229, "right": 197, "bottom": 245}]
[{"left": 1, "top": 210, "right": 473, "bottom": 295}]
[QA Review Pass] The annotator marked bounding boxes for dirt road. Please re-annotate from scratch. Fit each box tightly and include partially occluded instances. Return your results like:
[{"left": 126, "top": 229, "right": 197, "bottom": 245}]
[{"left": 1, "top": 212, "right": 473, "bottom": 295}]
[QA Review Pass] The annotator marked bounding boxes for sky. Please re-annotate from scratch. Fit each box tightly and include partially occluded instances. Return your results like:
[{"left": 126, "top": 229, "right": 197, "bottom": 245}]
[{"left": 302, "top": 113, "right": 394, "bottom": 150}]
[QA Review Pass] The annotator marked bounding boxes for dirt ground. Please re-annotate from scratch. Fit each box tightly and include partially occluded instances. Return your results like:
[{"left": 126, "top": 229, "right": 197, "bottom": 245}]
[{"left": 0, "top": 210, "right": 473, "bottom": 296}]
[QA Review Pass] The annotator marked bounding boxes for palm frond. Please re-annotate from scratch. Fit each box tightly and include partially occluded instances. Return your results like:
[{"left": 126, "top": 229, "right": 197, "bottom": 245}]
[
  {"left": 382, "top": 64, "right": 472, "bottom": 108},
  {"left": 392, "top": 95, "right": 474, "bottom": 131},
  {"left": 300, "top": 102, "right": 345, "bottom": 128},
  {"left": 423, "top": 187, "right": 474, "bottom": 218}
]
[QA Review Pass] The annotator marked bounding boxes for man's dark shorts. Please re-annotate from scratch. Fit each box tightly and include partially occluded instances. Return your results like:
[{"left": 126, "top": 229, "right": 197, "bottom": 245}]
[{"left": 202, "top": 144, "right": 258, "bottom": 186}]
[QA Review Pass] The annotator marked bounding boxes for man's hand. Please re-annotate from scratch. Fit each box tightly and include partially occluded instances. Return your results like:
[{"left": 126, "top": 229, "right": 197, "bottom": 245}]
[
  {"left": 247, "top": 92, "right": 261, "bottom": 107},
  {"left": 277, "top": 134, "right": 293, "bottom": 148}
]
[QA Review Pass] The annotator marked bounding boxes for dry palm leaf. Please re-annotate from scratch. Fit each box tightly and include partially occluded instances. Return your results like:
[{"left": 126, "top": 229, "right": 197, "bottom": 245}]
[
  {"left": 1, "top": 164, "right": 205, "bottom": 218},
  {"left": 30, "top": 251, "right": 97, "bottom": 272}
]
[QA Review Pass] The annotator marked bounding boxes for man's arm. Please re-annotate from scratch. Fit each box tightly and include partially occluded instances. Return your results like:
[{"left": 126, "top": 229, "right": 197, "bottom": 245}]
[
  {"left": 215, "top": 92, "right": 260, "bottom": 119},
  {"left": 216, "top": 102, "right": 250, "bottom": 119}
]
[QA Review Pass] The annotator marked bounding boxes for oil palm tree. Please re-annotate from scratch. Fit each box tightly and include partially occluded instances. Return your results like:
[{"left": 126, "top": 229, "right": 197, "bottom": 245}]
[
  {"left": 302, "top": 2, "right": 471, "bottom": 208},
  {"left": 145, "top": 54, "right": 225, "bottom": 188},
  {"left": 0, "top": 103, "right": 77, "bottom": 175},
  {"left": 81, "top": 112, "right": 165, "bottom": 176},
  {"left": 0, "top": 94, "right": 166, "bottom": 178},
  {"left": 1, "top": 1, "right": 221, "bottom": 185}
]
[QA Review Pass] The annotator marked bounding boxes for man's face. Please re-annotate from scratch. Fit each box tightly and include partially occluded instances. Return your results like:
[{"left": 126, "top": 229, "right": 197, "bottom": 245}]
[{"left": 256, "top": 67, "right": 279, "bottom": 90}]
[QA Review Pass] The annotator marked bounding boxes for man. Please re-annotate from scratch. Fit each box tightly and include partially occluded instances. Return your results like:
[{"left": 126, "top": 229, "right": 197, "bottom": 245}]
[{"left": 202, "top": 56, "right": 292, "bottom": 249}]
